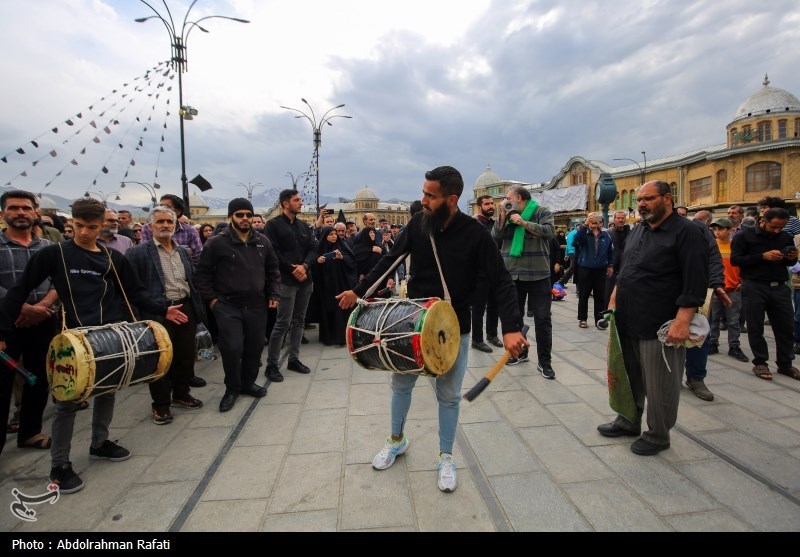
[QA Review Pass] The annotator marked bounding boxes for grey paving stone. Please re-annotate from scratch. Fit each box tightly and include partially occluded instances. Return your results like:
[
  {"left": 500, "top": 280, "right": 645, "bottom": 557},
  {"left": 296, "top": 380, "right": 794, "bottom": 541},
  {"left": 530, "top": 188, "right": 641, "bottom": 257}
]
[
  {"left": 491, "top": 472, "right": 590, "bottom": 531},
  {"left": 185, "top": 397, "right": 251, "bottom": 428},
  {"left": 93, "top": 481, "right": 196, "bottom": 531},
  {"left": 408, "top": 469, "right": 495, "bottom": 531},
  {"left": 698, "top": 430, "right": 800, "bottom": 491},
  {"left": 351, "top": 365, "right": 393, "bottom": 384},
  {"left": 346, "top": 413, "right": 390, "bottom": 464},
  {"left": 269, "top": 452, "right": 342, "bottom": 514},
  {"left": 461, "top": 421, "right": 540, "bottom": 476},
  {"left": 675, "top": 400, "right": 731, "bottom": 432},
  {"left": 340, "top": 463, "right": 413, "bottom": 530},
  {"left": 117, "top": 415, "right": 190, "bottom": 457},
  {"left": 349, "top": 383, "right": 393, "bottom": 415},
  {"left": 264, "top": 374, "right": 312, "bottom": 404},
  {"left": 490, "top": 389, "right": 560, "bottom": 427},
  {"left": 570, "top": 383, "right": 619, "bottom": 415},
  {"left": 144, "top": 427, "right": 229, "bottom": 482},
  {"left": 315, "top": 359, "right": 351, "bottom": 380},
  {"left": 665, "top": 510, "right": 753, "bottom": 532},
  {"left": 776, "top": 416, "right": 800, "bottom": 435},
  {"left": 518, "top": 374, "right": 582, "bottom": 405},
  {"left": 236, "top": 403, "right": 301, "bottom": 447},
  {"left": 709, "top": 384, "right": 797, "bottom": 419},
  {"left": 658, "top": 429, "right": 717, "bottom": 463},
  {"left": 289, "top": 407, "right": 346, "bottom": 454},
  {"left": 261, "top": 509, "right": 339, "bottom": 532},
  {"left": 706, "top": 365, "right": 784, "bottom": 393},
  {"left": 548, "top": 401, "right": 621, "bottom": 446},
  {"left": 399, "top": 418, "right": 464, "bottom": 472},
  {"left": 563, "top": 479, "right": 671, "bottom": 531},
  {"left": 592, "top": 444, "right": 719, "bottom": 515},
  {"left": 703, "top": 403, "right": 800, "bottom": 448},
  {"left": 304, "top": 378, "right": 350, "bottom": 410},
  {"left": 202, "top": 445, "right": 286, "bottom": 501},
  {"left": 677, "top": 460, "right": 800, "bottom": 531},
  {"left": 459, "top": 391, "right": 504, "bottom": 423},
  {"left": 182, "top": 499, "right": 268, "bottom": 532},
  {"left": 518, "top": 425, "right": 616, "bottom": 483},
  {"left": 759, "top": 387, "right": 800, "bottom": 411},
  {"left": 557, "top": 349, "right": 607, "bottom": 371},
  {"left": 545, "top": 361, "right": 599, "bottom": 386}
]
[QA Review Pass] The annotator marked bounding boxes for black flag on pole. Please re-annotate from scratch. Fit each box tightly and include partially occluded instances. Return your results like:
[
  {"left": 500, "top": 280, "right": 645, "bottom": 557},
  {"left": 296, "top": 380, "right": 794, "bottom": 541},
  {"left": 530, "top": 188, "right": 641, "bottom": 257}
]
[{"left": 189, "top": 174, "right": 212, "bottom": 192}]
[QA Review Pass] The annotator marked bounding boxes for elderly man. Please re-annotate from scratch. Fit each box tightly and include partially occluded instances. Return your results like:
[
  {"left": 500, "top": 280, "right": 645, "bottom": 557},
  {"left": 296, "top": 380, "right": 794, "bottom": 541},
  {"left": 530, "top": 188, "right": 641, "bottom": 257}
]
[
  {"left": 573, "top": 212, "right": 614, "bottom": 329},
  {"left": 141, "top": 194, "right": 203, "bottom": 267},
  {"left": 98, "top": 208, "right": 133, "bottom": 254},
  {"left": 598, "top": 181, "right": 708, "bottom": 456},
  {"left": 126, "top": 206, "right": 206, "bottom": 424}
]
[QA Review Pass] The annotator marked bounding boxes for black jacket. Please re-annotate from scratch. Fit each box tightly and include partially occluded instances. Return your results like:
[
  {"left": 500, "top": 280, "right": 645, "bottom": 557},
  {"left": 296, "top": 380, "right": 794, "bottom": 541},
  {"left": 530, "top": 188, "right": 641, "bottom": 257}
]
[{"left": 264, "top": 213, "right": 316, "bottom": 286}]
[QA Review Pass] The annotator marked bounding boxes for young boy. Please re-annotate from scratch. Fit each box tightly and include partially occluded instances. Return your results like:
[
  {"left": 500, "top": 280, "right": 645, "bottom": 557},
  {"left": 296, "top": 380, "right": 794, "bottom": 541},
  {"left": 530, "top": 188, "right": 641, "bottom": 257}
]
[
  {"left": 0, "top": 197, "right": 187, "bottom": 493},
  {"left": 708, "top": 217, "right": 749, "bottom": 362}
]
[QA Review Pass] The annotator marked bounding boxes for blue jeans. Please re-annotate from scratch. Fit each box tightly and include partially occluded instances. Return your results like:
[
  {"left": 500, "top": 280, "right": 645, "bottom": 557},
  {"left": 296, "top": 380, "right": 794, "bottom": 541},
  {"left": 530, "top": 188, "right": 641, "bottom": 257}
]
[
  {"left": 685, "top": 334, "right": 711, "bottom": 381},
  {"left": 389, "top": 334, "right": 469, "bottom": 454}
]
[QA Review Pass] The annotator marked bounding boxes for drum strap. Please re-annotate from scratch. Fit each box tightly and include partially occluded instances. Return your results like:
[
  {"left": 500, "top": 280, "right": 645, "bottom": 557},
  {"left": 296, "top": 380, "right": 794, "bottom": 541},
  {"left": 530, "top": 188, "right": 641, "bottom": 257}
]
[{"left": 105, "top": 246, "right": 138, "bottom": 322}]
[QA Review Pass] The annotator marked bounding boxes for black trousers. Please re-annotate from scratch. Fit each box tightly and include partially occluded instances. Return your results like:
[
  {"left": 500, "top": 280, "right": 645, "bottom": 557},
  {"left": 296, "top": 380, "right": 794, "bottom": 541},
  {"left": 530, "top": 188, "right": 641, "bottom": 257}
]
[
  {"left": 213, "top": 301, "right": 267, "bottom": 393},
  {"left": 515, "top": 279, "right": 552, "bottom": 364},
  {"left": 742, "top": 280, "right": 794, "bottom": 368},
  {"left": 0, "top": 318, "right": 56, "bottom": 454},
  {"left": 471, "top": 277, "right": 498, "bottom": 342},
  {"left": 577, "top": 267, "right": 608, "bottom": 323},
  {"left": 149, "top": 300, "right": 196, "bottom": 409}
]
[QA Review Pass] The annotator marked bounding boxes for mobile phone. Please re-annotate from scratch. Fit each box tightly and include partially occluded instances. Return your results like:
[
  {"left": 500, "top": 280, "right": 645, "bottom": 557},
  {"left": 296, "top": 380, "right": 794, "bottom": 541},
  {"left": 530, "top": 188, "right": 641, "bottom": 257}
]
[
  {"left": 323, "top": 251, "right": 336, "bottom": 260},
  {"left": 782, "top": 246, "right": 796, "bottom": 255}
]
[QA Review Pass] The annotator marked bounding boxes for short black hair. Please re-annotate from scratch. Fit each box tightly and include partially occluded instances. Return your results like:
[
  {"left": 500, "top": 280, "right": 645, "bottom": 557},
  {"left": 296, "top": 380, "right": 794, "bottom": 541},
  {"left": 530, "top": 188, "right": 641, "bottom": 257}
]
[
  {"left": 758, "top": 196, "right": 786, "bottom": 209},
  {"left": 159, "top": 194, "right": 185, "bottom": 216},
  {"left": 71, "top": 197, "right": 106, "bottom": 222},
  {"left": 424, "top": 166, "right": 463, "bottom": 198},
  {"left": 0, "top": 189, "right": 38, "bottom": 210},
  {"left": 764, "top": 207, "right": 789, "bottom": 222},
  {"left": 409, "top": 200, "right": 423, "bottom": 216},
  {"left": 476, "top": 194, "right": 493, "bottom": 205},
  {"left": 279, "top": 189, "right": 299, "bottom": 207}
]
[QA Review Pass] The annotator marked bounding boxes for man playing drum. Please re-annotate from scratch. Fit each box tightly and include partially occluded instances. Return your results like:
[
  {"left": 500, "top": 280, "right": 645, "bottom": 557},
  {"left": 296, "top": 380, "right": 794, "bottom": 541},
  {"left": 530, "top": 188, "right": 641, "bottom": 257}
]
[
  {"left": 0, "top": 197, "right": 188, "bottom": 494},
  {"left": 337, "top": 166, "right": 527, "bottom": 493}
]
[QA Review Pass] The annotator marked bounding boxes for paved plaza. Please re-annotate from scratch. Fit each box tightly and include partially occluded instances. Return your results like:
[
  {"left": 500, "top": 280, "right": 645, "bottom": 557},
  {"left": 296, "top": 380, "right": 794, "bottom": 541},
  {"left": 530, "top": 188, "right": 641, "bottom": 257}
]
[{"left": 2, "top": 289, "right": 800, "bottom": 533}]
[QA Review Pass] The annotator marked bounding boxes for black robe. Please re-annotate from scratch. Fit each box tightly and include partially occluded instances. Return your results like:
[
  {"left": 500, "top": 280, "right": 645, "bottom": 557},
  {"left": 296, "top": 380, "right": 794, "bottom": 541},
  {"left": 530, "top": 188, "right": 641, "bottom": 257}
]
[{"left": 312, "top": 227, "right": 358, "bottom": 346}]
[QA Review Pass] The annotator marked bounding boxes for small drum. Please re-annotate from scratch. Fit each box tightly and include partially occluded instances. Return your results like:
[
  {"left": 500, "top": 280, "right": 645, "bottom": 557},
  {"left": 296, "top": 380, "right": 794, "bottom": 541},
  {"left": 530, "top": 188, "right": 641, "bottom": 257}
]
[
  {"left": 46, "top": 321, "right": 173, "bottom": 402},
  {"left": 346, "top": 298, "right": 459, "bottom": 376}
]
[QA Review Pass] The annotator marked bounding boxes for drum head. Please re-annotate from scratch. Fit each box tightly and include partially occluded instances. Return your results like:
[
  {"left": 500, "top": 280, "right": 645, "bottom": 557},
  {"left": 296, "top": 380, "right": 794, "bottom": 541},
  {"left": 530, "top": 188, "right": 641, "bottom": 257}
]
[
  {"left": 147, "top": 320, "right": 173, "bottom": 380},
  {"left": 47, "top": 330, "right": 94, "bottom": 402},
  {"left": 417, "top": 299, "right": 459, "bottom": 375}
]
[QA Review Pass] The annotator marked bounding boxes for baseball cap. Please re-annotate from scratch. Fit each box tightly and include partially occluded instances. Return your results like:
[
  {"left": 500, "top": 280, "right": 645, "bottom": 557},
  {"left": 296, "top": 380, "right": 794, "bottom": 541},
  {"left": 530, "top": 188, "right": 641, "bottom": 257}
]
[{"left": 710, "top": 217, "right": 733, "bottom": 228}]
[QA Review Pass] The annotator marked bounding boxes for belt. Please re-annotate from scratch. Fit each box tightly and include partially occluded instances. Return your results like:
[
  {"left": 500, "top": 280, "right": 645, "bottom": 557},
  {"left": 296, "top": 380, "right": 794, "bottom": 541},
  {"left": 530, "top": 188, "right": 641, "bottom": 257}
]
[{"left": 168, "top": 296, "right": 191, "bottom": 305}]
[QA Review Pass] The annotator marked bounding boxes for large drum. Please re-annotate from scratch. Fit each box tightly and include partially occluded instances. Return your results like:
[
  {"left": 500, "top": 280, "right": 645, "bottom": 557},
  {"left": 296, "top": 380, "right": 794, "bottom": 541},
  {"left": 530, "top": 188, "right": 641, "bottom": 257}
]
[
  {"left": 46, "top": 321, "right": 173, "bottom": 402},
  {"left": 346, "top": 298, "right": 459, "bottom": 376}
]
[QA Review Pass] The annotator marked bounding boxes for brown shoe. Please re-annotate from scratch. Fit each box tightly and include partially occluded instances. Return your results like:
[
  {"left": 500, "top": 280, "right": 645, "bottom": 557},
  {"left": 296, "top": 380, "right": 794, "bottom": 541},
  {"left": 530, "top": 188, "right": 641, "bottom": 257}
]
[
  {"left": 686, "top": 378, "right": 714, "bottom": 401},
  {"left": 752, "top": 364, "right": 773, "bottom": 381},
  {"left": 777, "top": 366, "right": 800, "bottom": 381}
]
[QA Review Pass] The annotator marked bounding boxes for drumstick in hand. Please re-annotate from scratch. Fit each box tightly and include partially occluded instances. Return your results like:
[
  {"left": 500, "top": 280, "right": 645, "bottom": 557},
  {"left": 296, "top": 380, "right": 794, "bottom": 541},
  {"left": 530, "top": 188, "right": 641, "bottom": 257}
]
[
  {"left": 0, "top": 350, "right": 37, "bottom": 386},
  {"left": 463, "top": 324, "right": 529, "bottom": 402}
]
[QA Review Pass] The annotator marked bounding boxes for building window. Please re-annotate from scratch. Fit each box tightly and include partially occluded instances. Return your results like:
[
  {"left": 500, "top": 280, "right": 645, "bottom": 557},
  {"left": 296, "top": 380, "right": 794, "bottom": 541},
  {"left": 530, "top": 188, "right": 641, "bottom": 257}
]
[
  {"left": 757, "top": 121, "right": 772, "bottom": 142},
  {"left": 689, "top": 177, "right": 711, "bottom": 202},
  {"left": 716, "top": 170, "right": 728, "bottom": 203},
  {"left": 670, "top": 182, "right": 678, "bottom": 202},
  {"left": 745, "top": 162, "right": 781, "bottom": 192},
  {"left": 795, "top": 118, "right": 800, "bottom": 138},
  {"left": 742, "top": 125, "right": 753, "bottom": 142},
  {"left": 730, "top": 128, "right": 738, "bottom": 146},
  {"left": 778, "top": 119, "right": 787, "bottom": 139},
  {"left": 621, "top": 190, "right": 629, "bottom": 210}
]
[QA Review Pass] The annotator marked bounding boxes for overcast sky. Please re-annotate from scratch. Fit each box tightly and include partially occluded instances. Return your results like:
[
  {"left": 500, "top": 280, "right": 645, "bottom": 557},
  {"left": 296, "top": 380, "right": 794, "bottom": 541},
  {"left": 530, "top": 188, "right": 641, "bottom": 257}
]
[{"left": 1, "top": 0, "right": 798, "bottom": 210}]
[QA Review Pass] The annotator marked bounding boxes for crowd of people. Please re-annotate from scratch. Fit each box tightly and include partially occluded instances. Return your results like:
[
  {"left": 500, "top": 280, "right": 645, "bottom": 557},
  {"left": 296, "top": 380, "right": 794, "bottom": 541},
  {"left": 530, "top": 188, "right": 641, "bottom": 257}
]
[{"left": 1, "top": 180, "right": 799, "bottom": 496}]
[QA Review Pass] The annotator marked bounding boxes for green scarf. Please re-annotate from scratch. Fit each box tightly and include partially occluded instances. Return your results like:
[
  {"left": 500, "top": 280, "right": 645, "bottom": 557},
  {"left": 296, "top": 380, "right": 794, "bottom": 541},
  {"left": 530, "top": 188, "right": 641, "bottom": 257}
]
[{"left": 509, "top": 200, "right": 539, "bottom": 257}]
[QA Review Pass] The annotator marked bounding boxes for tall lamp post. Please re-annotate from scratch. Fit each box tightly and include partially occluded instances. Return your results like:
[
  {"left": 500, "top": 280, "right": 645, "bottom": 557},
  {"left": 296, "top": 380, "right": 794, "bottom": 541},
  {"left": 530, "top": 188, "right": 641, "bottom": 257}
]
[
  {"left": 84, "top": 190, "right": 121, "bottom": 204},
  {"left": 237, "top": 181, "right": 265, "bottom": 201},
  {"left": 120, "top": 180, "right": 161, "bottom": 208},
  {"left": 613, "top": 156, "right": 645, "bottom": 185},
  {"left": 280, "top": 99, "right": 351, "bottom": 216},
  {"left": 134, "top": 0, "right": 249, "bottom": 212},
  {"left": 286, "top": 171, "right": 309, "bottom": 189}
]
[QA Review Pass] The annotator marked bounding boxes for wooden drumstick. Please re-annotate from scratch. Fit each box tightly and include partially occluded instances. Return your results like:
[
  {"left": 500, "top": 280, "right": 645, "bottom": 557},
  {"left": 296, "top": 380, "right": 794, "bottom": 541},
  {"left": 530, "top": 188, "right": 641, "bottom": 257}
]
[
  {"left": 463, "top": 325, "right": 528, "bottom": 402},
  {"left": 0, "top": 350, "right": 38, "bottom": 386}
]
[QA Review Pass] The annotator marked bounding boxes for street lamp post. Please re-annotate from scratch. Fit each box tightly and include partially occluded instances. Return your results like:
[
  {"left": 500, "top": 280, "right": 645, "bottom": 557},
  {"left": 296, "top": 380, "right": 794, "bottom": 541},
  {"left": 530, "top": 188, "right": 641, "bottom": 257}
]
[
  {"left": 119, "top": 180, "right": 161, "bottom": 208},
  {"left": 135, "top": 0, "right": 249, "bottom": 213},
  {"left": 613, "top": 156, "right": 645, "bottom": 185},
  {"left": 280, "top": 99, "right": 351, "bottom": 216},
  {"left": 286, "top": 171, "right": 309, "bottom": 189},
  {"left": 237, "top": 181, "right": 265, "bottom": 201},
  {"left": 84, "top": 190, "right": 121, "bottom": 204}
]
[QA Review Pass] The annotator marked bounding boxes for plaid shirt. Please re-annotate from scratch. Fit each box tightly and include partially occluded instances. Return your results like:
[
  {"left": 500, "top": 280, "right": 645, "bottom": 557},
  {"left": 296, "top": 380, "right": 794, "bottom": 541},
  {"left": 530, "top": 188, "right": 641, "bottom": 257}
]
[{"left": 0, "top": 232, "right": 53, "bottom": 304}]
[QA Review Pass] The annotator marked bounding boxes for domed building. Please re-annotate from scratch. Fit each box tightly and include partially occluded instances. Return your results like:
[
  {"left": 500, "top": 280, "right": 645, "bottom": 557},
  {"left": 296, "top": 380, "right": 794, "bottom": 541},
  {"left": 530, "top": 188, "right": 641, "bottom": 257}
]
[{"left": 188, "top": 193, "right": 209, "bottom": 219}]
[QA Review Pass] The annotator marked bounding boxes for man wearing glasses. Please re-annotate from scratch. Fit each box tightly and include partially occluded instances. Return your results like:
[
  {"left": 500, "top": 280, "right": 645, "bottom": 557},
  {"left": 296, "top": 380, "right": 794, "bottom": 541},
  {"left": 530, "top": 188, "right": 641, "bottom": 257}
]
[
  {"left": 195, "top": 198, "right": 281, "bottom": 412},
  {"left": 98, "top": 209, "right": 133, "bottom": 254},
  {"left": 597, "top": 181, "right": 708, "bottom": 456}
]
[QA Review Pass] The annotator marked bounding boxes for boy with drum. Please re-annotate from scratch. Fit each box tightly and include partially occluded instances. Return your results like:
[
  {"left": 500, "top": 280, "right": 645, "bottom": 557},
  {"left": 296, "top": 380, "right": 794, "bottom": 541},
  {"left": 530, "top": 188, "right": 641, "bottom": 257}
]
[
  {"left": 0, "top": 197, "right": 187, "bottom": 494},
  {"left": 337, "top": 166, "right": 528, "bottom": 493}
]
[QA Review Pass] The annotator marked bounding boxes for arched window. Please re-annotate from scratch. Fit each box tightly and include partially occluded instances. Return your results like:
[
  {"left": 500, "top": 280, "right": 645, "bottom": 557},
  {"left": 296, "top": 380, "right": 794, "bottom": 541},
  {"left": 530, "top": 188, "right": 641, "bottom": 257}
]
[
  {"left": 716, "top": 170, "right": 728, "bottom": 202},
  {"left": 746, "top": 162, "right": 781, "bottom": 192},
  {"left": 621, "top": 190, "right": 629, "bottom": 210},
  {"left": 730, "top": 128, "right": 738, "bottom": 146},
  {"left": 778, "top": 119, "right": 787, "bottom": 139}
]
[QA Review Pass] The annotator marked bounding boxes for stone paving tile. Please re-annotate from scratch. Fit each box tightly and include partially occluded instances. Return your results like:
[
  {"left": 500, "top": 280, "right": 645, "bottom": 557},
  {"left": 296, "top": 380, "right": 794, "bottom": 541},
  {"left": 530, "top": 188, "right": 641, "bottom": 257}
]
[
  {"left": 703, "top": 404, "right": 800, "bottom": 448},
  {"left": 400, "top": 418, "right": 465, "bottom": 472},
  {"left": 698, "top": 430, "right": 800, "bottom": 491},
  {"left": 346, "top": 413, "right": 391, "bottom": 465},
  {"left": 236, "top": 403, "right": 301, "bottom": 447},
  {"left": 777, "top": 416, "right": 800, "bottom": 435},
  {"left": 264, "top": 375, "right": 312, "bottom": 404},
  {"left": 182, "top": 499, "right": 268, "bottom": 532},
  {"left": 351, "top": 365, "right": 393, "bottom": 384},
  {"left": 349, "top": 383, "right": 393, "bottom": 415},
  {"left": 518, "top": 425, "right": 616, "bottom": 484},
  {"left": 709, "top": 384, "right": 797, "bottom": 419},
  {"left": 788, "top": 446, "right": 800, "bottom": 461},
  {"left": 202, "top": 445, "right": 286, "bottom": 501},
  {"left": 304, "top": 378, "right": 350, "bottom": 410},
  {"left": 491, "top": 472, "right": 590, "bottom": 531},
  {"left": 461, "top": 421, "right": 540, "bottom": 476},
  {"left": 185, "top": 398, "right": 250, "bottom": 428},
  {"left": 518, "top": 375, "right": 582, "bottom": 405},
  {"left": 95, "top": 481, "right": 195, "bottom": 532},
  {"left": 144, "top": 427, "right": 229, "bottom": 482},
  {"left": 0, "top": 477, "right": 50, "bottom": 532},
  {"left": 408, "top": 469, "right": 495, "bottom": 532},
  {"left": 405, "top": 380, "right": 439, "bottom": 421},
  {"left": 563, "top": 479, "right": 671, "bottom": 531},
  {"left": 759, "top": 387, "right": 800, "bottom": 411},
  {"left": 460, "top": 389, "right": 504, "bottom": 423},
  {"left": 546, "top": 361, "right": 599, "bottom": 386},
  {"left": 548, "top": 401, "right": 621, "bottom": 446},
  {"left": 570, "top": 383, "right": 618, "bottom": 415},
  {"left": 490, "top": 389, "right": 560, "bottom": 427},
  {"left": 261, "top": 510, "right": 339, "bottom": 532},
  {"left": 677, "top": 459, "right": 800, "bottom": 531},
  {"left": 705, "top": 365, "right": 784, "bottom": 392},
  {"left": 120, "top": 414, "right": 190, "bottom": 457},
  {"left": 664, "top": 510, "right": 753, "bottom": 532},
  {"left": 268, "top": 452, "right": 342, "bottom": 514},
  {"left": 675, "top": 400, "right": 731, "bottom": 432},
  {"left": 289, "top": 407, "right": 346, "bottom": 454},
  {"left": 658, "top": 430, "right": 717, "bottom": 463},
  {"left": 592, "top": 444, "right": 719, "bottom": 515},
  {"left": 340, "top": 463, "right": 413, "bottom": 530},
  {"left": 556, "top": 349, "right": 607, "bottom": 371}
]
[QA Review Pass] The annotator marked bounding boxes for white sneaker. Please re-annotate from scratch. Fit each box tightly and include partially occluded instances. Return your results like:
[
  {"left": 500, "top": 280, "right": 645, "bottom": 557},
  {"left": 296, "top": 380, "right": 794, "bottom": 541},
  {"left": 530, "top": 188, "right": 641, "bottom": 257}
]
[
  {"left": 437, "top": 452, "right": 457, "bottom": 493},
  {"left": 372, "top": 435, "right": 409, "bottom": 470}
]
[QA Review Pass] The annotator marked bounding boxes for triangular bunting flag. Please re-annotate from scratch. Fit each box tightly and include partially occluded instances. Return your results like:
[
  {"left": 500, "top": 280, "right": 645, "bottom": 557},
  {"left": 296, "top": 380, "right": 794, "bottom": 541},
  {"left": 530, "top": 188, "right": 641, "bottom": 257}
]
[
  {"left": 49, "top": 150, "right": 56, "bottom": 157},
  {"left": 1, "top": 156, "right": 7, "bottom": 163},
  {"left": 189, "top": 174, "right": 213, "bottom": 192},
  {"left": 32, "top": 160, "right": 38, "bottom": 167},
  {"left": 160, "top": 147, "right": 164, "bottom": 152},
  {"left": 31, "top": 141, "right": 39, "bottom": 148},
  {"left": 90, "top": 121, "right": 97, "bottom": 128},
  {"left": 70, "top": 159, "right": 78, "bottom": 165},
  {"left": 21, "top": 171, "right": 27, "bottom": 176},
  {"left": 77, "top": 112, "right": 82, "bottom": 118},
  {"left": 52, "top": 127, "right": 58, "bottom": 133},
  {"left": 102, "top": 167, "right": 108, "bottom": 174},
  {"left": 130, "top": 159, "right": 136, "bottom": 166},
  {"left": 66, "top": 119, "right": 74, "bottom": 126},
  {"left": 118, "top": 143, "right": 123, "bottom": 148},
  {"left": 16, "top": 148, "right": 24, "bottom": 154},
  {"left": 103, "top": 127, "right": 111, "bottom": 134},
  {"left": 93, "top": 137, "right": 100, "bottom": 143},
  {"left": 80, "top": 148, "right": 86, "bottom": 154}
]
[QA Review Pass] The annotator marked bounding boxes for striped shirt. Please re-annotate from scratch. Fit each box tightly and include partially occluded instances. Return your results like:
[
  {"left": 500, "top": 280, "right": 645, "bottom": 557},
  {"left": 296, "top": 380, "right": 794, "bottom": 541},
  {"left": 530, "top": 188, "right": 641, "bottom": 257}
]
[{"left": 0, "top": 232, "right": 53, "bottom": 304}]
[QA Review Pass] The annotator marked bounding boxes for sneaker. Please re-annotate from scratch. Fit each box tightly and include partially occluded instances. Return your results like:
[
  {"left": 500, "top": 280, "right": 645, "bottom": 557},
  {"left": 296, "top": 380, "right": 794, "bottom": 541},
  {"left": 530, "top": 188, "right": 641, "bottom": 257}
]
[
  {"left": 372, "top": 435, "right": 409, "bottom": 470},
  {"left": 89, "top": 439, "right": 131, "bottom": 462},
  {"left": 171, "top": 394, "right": 203, "bottom": 409},
  {"left": 437, "top": 452, "right": 457, "bottom": 493},
  {"left": 685, "top": 378, "right": 714, "bottom": 401},
  {"left": 507, "top": 349, "right": 529, "bottom": 366},
  {"left": 537, "top": 362, "right": 556, "bottom": 379},
  {"left": 265, "top": 364, "right": 284, "bottom": 382},
  {"left": 287, "top": 359, "right": 311, "bottom": 374},
  {"left": 49, "top": 462, "right": 84, "bottom": 494},
  {"left": 727, "top": 346, "right": 749, "bottom": 363},
  {"left": 707, "top": 344, "right": 719, "bottom": 355},
  {"left": 151, "top": 407, "right": 174, "bottom": 425}
]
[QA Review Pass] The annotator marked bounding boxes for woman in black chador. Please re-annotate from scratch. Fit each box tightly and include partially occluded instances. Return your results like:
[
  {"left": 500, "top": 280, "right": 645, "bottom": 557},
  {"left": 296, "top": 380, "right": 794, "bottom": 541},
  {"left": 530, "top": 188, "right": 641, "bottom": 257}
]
[{"left": 312, "top": 226, "right": 357, "bottom": 346}]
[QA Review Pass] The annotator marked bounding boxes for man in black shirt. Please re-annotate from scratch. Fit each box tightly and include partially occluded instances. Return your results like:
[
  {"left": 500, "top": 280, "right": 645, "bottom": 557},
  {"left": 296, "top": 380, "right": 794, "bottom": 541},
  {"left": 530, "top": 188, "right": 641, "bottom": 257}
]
[
  {"left": 731, "top": 207, "right": 798, "bottom": 381},
  {"left": 470, "top": 195, "right": 501, "bottom": 352},
  {"left": 337, "top": 166, "right": 527, "bottom": 493},
  {"left": 605, "top": 210, "right": 630, "bottom": 310},
  {"left": 597, "top": 181, "right": 708, "bottom": 456}
]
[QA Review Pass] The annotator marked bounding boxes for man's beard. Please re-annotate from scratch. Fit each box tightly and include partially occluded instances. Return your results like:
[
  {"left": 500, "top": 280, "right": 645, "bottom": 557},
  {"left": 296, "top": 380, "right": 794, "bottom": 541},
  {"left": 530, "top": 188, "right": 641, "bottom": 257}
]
[
  {"left": 421, "top": 203, "right": 451, "bottom": 236},
  {"left": 481, "top": 208, "right": 494, "bottom": 218},
  {"left": 640, "top": 205, "right": 665, "bottom": 224},
  {"left": 231, "top": 219, "right": 251, "bottom": 234},
  {"left": 7, "top": 216, "right": 33, "bottom": 230}
]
